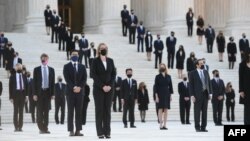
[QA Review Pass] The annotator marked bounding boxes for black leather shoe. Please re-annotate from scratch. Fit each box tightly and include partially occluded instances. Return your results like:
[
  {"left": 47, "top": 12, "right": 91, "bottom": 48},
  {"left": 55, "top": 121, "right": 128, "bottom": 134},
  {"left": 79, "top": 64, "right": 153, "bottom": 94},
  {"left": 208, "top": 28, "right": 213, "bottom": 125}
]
[
  {"left": 98, "top": 135, "right": 105, "bottom": 139},
  {"left": 105, "top": 135, "right": 111, "bottom": 139},
  {"left": 130, "top": 125, "right": 136, "bottom": 128},
  {"left": 200, "top": 129, "right": 208, "bottom": 132},
  {"left": 75, "top": 131, "right": 84, "bottom": 136},
  {"left": 44, "top": 130, "right": 51, "bottom": 134},
  {"left": 196, "top": 129, "right": 201, "bottom": 132},
  {"left": 69, "top": 131, "right": 75, "bottom": 136},
  {"left": 18, "top": 128, "right": 23, "bottom": 132},
  {"left": 124, "top": 125, "right": 128, "bottom": 128},
  {"left": 162, "top": 127, "right": 168, "bottom": 130},
  {"left": 186, "top": 122, "right": 191, "bottom": 125}
]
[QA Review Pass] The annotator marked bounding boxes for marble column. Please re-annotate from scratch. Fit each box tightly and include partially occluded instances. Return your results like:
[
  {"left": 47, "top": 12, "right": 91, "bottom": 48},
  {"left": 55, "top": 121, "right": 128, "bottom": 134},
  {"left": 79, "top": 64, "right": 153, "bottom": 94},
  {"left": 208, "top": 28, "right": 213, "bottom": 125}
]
[
  {"left": 25, "top": 0, "right": 57, "bottom": 33},
  {"left": 131, "top": 0, "right": 145, "bottom": 23},
  {"left": 84, "top": 0, "right": 100, "bottom": 33},
  {"left": 13, "top": 0, "right": 28, "bottom": 32},
  {"left": 194, "top": 0, "right": 205, "bottom": 19},
  {"left": 0, "top": 0, "right": 6, "bottom": 30},
  {"left": 144, "top": 0, "right": 164, "bottom": 34},
  {"left": 205, "top": 0, "right": 229, "bottom": 32},
  {"left": 163, "top": 0, "right": 194, "bottom": 36},
  {"left": 225, "top": 0, "right": 250, "bottom": 36},
  {"left": 98, "top": 0, "right": 131, "bottom": 34}
]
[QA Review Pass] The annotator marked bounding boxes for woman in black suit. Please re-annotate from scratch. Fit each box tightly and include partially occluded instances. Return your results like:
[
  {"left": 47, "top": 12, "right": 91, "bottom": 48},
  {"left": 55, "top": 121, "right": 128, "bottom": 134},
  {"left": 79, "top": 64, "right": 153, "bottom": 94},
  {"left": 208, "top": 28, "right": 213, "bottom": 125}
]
[
  {"left": 91, "top": 43, "right": 116, "bottom": 139},
  {"left": 196, "top": 15, "right": 205, "bottom": 45},
  {"left": 4, "top": 42, "right": 15, "bottom": 78},
  {"left": 137, "top": 82, "right": 149, "bottom": 123},
  {"left": 225, "top": 82, "right": 235, "bottom": 122},
  {"left": 227, "top": 37, "right": 237, "bottom": 69},
  {"left": 186, "top": 52, "right": 197, "bottom": 75},
  {"left": 176, "top": 45, "right": 185, "bottom": 79},
  {"left": 216, "top": 31, "right": 226, "bottom": 62},
  {"left": 154, "top": 63, "right": 173, "bottom": 130},
  {"left": 145, "top": 31, "right": 153, "bottom": 61}
]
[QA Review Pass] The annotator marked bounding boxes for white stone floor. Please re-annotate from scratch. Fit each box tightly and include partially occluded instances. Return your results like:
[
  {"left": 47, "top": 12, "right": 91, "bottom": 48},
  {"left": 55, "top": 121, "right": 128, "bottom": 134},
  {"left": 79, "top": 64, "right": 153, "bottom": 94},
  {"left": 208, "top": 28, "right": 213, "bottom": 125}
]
[{"left": 0, "top": 121, "right": 233, "bottom": 141}]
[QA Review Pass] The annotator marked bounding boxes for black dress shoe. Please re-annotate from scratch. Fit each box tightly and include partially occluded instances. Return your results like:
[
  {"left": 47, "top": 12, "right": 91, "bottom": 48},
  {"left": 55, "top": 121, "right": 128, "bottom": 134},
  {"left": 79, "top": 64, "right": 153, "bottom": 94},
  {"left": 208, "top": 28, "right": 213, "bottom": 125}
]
[
  {"left": 186, "top": 122, "right": 191, "bottom": 125},
  {"left": 69, "top": 131, "right": 75, "bottom": 136},
  {"left": 75, "top": 131, "right": 84, "bottom": 136},
  {"left": 196, "top": 129, "right": 201, "bottom": 132},
  {"left": 200, "top": 129, "right": 208, "bottom": 132},
  {"left": 130, "top": 125, "right": 136, "bottom": 128},
  {"left": 105, "top": 135, "right": 111, "bottom": 139},
  {"left": 124, "top": 125, "right": 128, "bottom": 128},
  {"left": 98, "top": 135, "right": 105, "bottom": 139},
  {"left": 14, "top": 129, "right": 19, "bottom": 132},
  {"left": 19, "top": 129, "right": 23, "bottom": 132},
  {"left": 162, "top": 127, "right": 168, "bottom": 130},
  {"left": 44, "top": 130, "right": 51, "bottom": 134}
]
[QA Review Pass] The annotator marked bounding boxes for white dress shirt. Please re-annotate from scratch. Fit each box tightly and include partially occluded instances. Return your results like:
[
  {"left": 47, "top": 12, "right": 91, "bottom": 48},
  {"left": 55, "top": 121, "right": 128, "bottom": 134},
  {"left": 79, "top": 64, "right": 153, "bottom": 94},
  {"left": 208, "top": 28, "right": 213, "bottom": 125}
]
[
  {"left": 41, "top": 65, "right": 49, "bottom": 88},
  {"left": 90, "top": 48, "right": 95, "bottom": 59},
  {"left": 71, "top": 61, "right": 78, "bottom": 72},
  {"left": 16, "top": 73, "right": 24, "bottom": 90},
  {"left": 102, "top": 61, "right": 107, "bottom": 70},
  {"left": 13, "top": 57, "right": 18, "bottom": 68}
]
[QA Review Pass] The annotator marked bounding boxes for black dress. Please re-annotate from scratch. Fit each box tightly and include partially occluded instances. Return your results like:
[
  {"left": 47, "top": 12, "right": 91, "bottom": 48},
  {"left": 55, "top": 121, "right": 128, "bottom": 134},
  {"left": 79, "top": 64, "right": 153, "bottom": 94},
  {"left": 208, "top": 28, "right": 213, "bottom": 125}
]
[
  {"left": 154, "top": 74, "right": 173, "bottom": 109},
  {"left": 137, "top": 89, "right": 149, "bottom": 111},
  {"left": 145, "top": 35, "right": 153, "bottom": 52},
  {"left": 176, "top": 50, "right": 185, "bottom": 69},
  {"left": 196, "top": 19, "right": 204, "bottom": 36},
  {"left": 227, "top": 42, "right": 237, "bottom": 62},
  {"left": 4, "top": 47, "right": 15, "bottom": 71},
  {"left": 216, "top": 36, "right": 226, "bottom": 53}
]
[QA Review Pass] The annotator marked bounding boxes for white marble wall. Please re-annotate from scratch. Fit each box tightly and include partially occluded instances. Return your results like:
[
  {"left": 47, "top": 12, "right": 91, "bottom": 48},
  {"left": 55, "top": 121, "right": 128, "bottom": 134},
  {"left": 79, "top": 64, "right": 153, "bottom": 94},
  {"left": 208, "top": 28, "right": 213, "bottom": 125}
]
[
  {"left": 84, "top": 0, "right": 100, "bottom": 33},
  {"left": 131, "top": 0, "right": 145, "bottom": 23},
  {"left": 0, "top": 0, "right": 5, "bottom": 31}
]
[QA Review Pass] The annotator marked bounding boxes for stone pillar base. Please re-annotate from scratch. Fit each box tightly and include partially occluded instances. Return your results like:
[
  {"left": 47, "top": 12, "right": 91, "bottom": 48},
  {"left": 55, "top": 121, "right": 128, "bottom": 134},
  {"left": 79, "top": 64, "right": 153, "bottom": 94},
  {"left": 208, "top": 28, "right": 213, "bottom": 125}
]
[{"left": 24, "top": 16, "right": 45, "bottom": 33}]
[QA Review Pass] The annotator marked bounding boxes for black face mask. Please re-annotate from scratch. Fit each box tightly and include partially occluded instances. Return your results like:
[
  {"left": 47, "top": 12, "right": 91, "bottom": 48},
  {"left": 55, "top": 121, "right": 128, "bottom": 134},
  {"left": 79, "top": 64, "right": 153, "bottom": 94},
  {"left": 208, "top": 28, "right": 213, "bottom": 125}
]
[
  {"left": 215, "top": 74, "right": 219, "bottom": 78},
  {"left": 160, "top": 68, "right": 166, "bottom": 73},
  {"left": 27, "top": 75, "right": 30, "bottom": 78},
  {"left": 183, "top": 77, "right": 187, "bottom": 81},
  {"left": 243, "top": 35, "right": 246, "bottom": 38},
  {"left": 127, "top": 74, "right": 132, "bottom": 78},
  {"left": 191, "top": 55, "right": 195, "bottom": 57},
  {"left": 59, "top": 79, "right": 62, "bottom": 82},
  {"left": 200, "top": 65, "right": 205, "bottom": 70},
  {"left": 100, "top": 49, "right": 107, "bottom": 56},
  {"left": 17, "top": 70, "right": 22, "bottom": 73}
]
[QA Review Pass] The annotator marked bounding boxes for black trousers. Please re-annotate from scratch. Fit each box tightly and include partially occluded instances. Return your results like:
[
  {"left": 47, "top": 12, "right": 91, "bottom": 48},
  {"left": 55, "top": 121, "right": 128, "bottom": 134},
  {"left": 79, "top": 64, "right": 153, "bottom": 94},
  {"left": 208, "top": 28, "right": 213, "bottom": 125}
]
[
  {"left": 122, "top": 20, "right": 128, "bottom": 36},
  {"left": 37, "top": 90, "right": 50, "bottom": 131},
  {"left": 89, "top": 58, "right": 94, "bottom": 70},
  {"left": 206, "top": 39, "right": 214, "bottom": 53},
  {"left": 194, "top": 91, "right": 208, "bottom": 130},
  {"left": 58, "top": 37, "right": 66, "bottom": 51},
  {"left": 93, "top": 89, "right": 113, "bottom": 136},
  {"left": 187, "top": 24, "right": 193, "bottom": 36},
  {"left": 13, "top": 91, "right": 25, "bottom": 130},
  {"left": 129, "top": 27, "right": 136, "bottom": 44},
  {"left": 29, "top": 97, "right": 37, "bottom": 123},
  {"left": 123, "top": 100, "right": 135, "bottom": 126},
  {"left": 79, "top": 51, "right": 88, "bottom": 68},
  {"left": 24, "top": 100, "right": 29, "bottom": 113},
  {"left": 67, "top": 93, "right": 84, "bottom": 131},
  {"left": 244, "top": 102, "right": 250, "bottom": 125},
  {"left": 155, "top": 53, "right": 162, "bottom": 68},
  {"left": 0, "top": 49, "right": 5, "bottom": 68},
  {"left": 179, "top": 99, "right": 191, "bottom": 124},
  {"left": 55, "top": 98, "right": 65, "bottom": 124},
  {"left": 212, "top": 100, "right": 223, "bottom": 124},
  {"left": 82, "top": 101, "right": 89, "bottom": 125},
  {"left": 51, "top": 27, "right": 58, "bottom": 43},
  {"left": 167, "top": 50, "right": 175, "bottom": 69},
  {"left": 137, "top": 38, "right": 144, "bottom": 52},
  {"left": 226, "top": 100, "right": 235, "bottom": 121},
  {"left": 113, "top": 90, "right": 121, "bottom": 111}
]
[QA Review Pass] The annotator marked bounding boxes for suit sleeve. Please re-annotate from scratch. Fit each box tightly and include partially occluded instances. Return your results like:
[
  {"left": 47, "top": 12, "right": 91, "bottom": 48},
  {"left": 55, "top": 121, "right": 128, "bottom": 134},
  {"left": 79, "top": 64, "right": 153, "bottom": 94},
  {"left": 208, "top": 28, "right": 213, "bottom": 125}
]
[
  {"left": 24, "top": 76, "right": 28, "bottom": 96},
  {"left": 80, "top": 65, "right": 87, "bottom": 89},
  {"left": 0, "top": 82, "right": 2, "bottom": 96},
  {"left": 134, "top": 80, "right": 138, "bottom": 99},
  {"left": 33, "top": 68, "right": 38, "bottom": 96},
  {"left": 178, "top": 83, "right": 181, "bottom": 95},
  {"left": 207, "top": 71, "right": 212, "bottom": 94},
  {"left": 9, "top": 76, "right": 14, "bottom": 99},
  {"left": 90, "top": 59, "right": 105, "bottom": 89},
  {"left": 221, "top": 80, "right": 225, "bottom": 96},
  {"left": 108, "top": 59, "right": 116, "bottom": 87},
  {"left": 120, "top": 80, "right": 124, "bottom": 99},
  {"left": 169, "top": 76, "right": 174, "bottom": 94},
  {"left": 146, "top": 90, "right": 150, "bottom": 104},
  {"left": 154, "top": 76, "right": 159, "bottom": 94},
  {"left": 50, "top": 68, "right": 55, "bottom": 96},
  {"left": 63, "top": 65, "right": 74, "bottom": 91},
  {"left": 188, "top": 71, "right": 195, "bottom": 97}
]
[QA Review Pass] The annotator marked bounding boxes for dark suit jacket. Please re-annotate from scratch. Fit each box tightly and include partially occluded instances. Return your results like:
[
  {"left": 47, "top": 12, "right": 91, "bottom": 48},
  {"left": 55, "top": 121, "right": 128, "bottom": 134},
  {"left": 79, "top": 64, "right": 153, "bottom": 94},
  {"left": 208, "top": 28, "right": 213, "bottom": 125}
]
[
  {"left": 58, "top": 25, "right": 67, "bottom": 39},
  {"left": 9, "top": 73, "right": 28, "bottom": 99},
  {"left": 87, "top": 48, "right": 97, "bottom": 58},
  {"left": 186, "top": 57, "right": 197, "bottom": 72},
  {"left": 239, "top": 38, "right": 250, "bottom": 52},
  {"left": 189, "top": 69, "right": 212, "bottom": 100},
  {"left": 54, "top": 83, "right": 66, "bottom": 100},
  {"left": 44, "top": 9, "right": 52, "bottom": 19},
  {"left": 128, "top": 15, "right": 138, "bottom": 27},
  {"left": 205, "top": 28, "right": 215, "bottom": 40},
  {"left": 115, "top": 76, "right": 122, "bottom": 90},
  {"left": 63, "top": 62, "right": 87, "bottom": 95},
  {"left": 0, "top": 37, "right": 8, "bottom": 47},
  {"left": 154, "top": 40, "right": 164, "bottom": 55},
  {"left": 186, "top": 12, "right": 194, "bottom": 25},
  {"left": 79, "top": 38, "right": 89, "bottom": 50},
  {"left": 84, "top": 84, "right": 90, "bottom": 103},
  {"left": 0, "top": 81, "right": 2, "bottom": 96},
  {"left": 211, "top": 78, "right": 225, "bottom": 102},
  {"left": 51, "top": 15, "right": 60, "bottom": 27},
  {"left": 166, "top": 37, "right": 177, "bottom": 52},
  {"left": 33, "top": 66, "right": 55, "bottom": 97},
  {"left": 176, "top": 50, "right": 185, "bottom": 63},
  {"left": 121, "top": 10, "right": 129, "bottom": 21},
  {"left": 178, "top": 82, "right": 190, "bottom": 98},
  {"left": 145, "top": 34, "right": 153, "bottom": 48},
  {"left": 120, "top": 79, "right": 137, "bottom": 101},
  {"left": 137, "top": 26, "right": 146, "bottom": 38},
  {"left": 90, "top": 57, "right": 116, "bottom": 90}
]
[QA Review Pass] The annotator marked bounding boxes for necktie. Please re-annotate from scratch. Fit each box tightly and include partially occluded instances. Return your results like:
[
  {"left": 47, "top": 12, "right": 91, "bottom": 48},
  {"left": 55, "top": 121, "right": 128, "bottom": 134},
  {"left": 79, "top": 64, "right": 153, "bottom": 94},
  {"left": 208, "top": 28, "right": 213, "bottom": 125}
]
[
  {"left": 19, "top": 74, "right": 23, "bottom": 90},
  {"left": 43, "top": 67, "right": 48, "bottom": 88},
  {"left": 128, "top": 79, "right": 131, "bottom": 88},
  {"left": 200, "top": 71, "right": 206, "bottom": 90},
  {"left": 74, "top": 63, "right": 77, "bottom": 85}
]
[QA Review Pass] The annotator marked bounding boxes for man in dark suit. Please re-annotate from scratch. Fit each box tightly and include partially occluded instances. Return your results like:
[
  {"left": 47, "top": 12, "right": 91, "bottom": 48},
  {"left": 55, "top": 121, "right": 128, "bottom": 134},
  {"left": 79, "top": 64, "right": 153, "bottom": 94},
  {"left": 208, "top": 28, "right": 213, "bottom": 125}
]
[
  {"left": 205, "top": 25, "right": 215, "bottom": 53},
  {"left": 63, "top": 51, "right": 87, "bottom": 136},
  {"left": 0, "top": 80, "right": 2, "bottom": 130},
  {"left": 121, "top": 5, "right": 129, "bottom": 36},
  {"left": 178, "top": 75, "right": 191, "bottom": 124},
  {"left": 137, "top": 21, "right": 146, "bottom": 52},
  {"left": 154, "top": 34, "right": 164, "bottom": 69},
  {"left": 113, "top": 76, "right": 122, "bottom": 112},
  {"left": 44, "top": 5, "right": 52, "bottom": 35},
  {"left": 54, "top": 76, "right": 66, "bottom": 125},
  {"left": 166, "top": 31, "right": 177, "bottom": 69},
  {"left": 211, "top": 70, "right": 225, "bottom": 126},
  {"left": 26, "top": 72, "right": 36, "bottom": 123},
  {"left": 121, "top": 68, "right": 137, "bottom": 128},
  {"left": 128, "top": 10, "right": 138, "bottom": 44},
  {"left": 189, "top": 59, "right": 212, "bottom": 132},
  {"left": 66, "top": 27, "right": 73, "bottom": 60},
  {"left": 0, "top": 32, "right": 8, "bottom": 68},
  {"left": 78, "top": 33, "right": 89, "bottom": 67},
  {"left": 87, "top": 42, "right": 97, "bottom": 69},
  {"left": 33, "top": 53, "right": 55, "bottom": 134},
  {"left": 239, "top": 33, "right": 250, "bottom": 61},
  {"left": 9, "top": 63, "right": 28, "bottom": 132},
  {"left": 186, "top": 8, "right": 194, "bottom": 37},
  {"left": 51, "top": 10, "right": 60, "bottom": 43}
]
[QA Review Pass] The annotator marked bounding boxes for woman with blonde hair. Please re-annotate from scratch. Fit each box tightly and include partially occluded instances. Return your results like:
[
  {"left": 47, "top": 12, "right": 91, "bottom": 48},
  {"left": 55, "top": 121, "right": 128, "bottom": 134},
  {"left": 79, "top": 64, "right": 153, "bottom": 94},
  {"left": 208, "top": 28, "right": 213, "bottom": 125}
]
[
  {"left": 154, "top": 63, "right": 173, "bottom": 130},
  {"left": 137, "top": 82, "right": 149, "bottom": 123},
  {"left": 225, "top": 82, "right": 235, "bottom": 122}
]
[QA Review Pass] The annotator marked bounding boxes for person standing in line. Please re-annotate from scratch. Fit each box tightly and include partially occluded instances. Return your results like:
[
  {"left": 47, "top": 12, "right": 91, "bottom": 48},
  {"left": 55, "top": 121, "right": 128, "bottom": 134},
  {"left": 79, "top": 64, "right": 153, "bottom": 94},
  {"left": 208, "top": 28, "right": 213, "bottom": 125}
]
[
  {"left": 121, "top": 5, "right": 129, "bottom": 36},
  {"left": 176, "top": 45, "right": 185, "bottom": 79},
  {"left": 227, "top": 37, "right": 237, "bottom": 69},
  {"left": 90, "top": 43, "right": 116, "bottom": 139},
  {"left": 26, "top": 72, "right": 37, "bottom": 123},
  {"left": 216, "top": 31, "right": 226, "bottom": 62},
  {"left": 65, "top": 27, "right": 73, "bottom": 60},
  {"left": 82, "top": 83, "right": 90, "bottom": 125},
  {"left": 78, "top": 33, "right": 89, "bottom": 67},
  {"left": 186, "top": 8, "right": 194, "bottom": 37},
  {"left": 145, "top": 31, "right": 153, "bottom": 61},
  {"left": 63, "top": 51, "right": 87, "bottom": 136},
  {"left": 154, "top": 63, "right": 173, "bottom": 130},
  {"left": 87, "top": 42, "right": 97, "bottom": 70},
  {"left": 166, "top": 31, "right": 177, "bottom": 69},
  {"left": 113, "top": 75, "right": 122, "bottom": 112},
  {"left": 0, "top": 32, "right": 8, "bottom": 68},
  {"left": 178, "top": 74, "right": 191, "bottom": 125},
  {"left": 44, "top": 5, "right": 52, "bottom": 35},
  {"left": 196, "top": 15, "right": 205, "bottom": 45},
  {"left": 205, "top": 25, "right": 216, "bottom": 53},
  {"left": 137, "top": 82, "right": 149, "bottom": 123},
  {"left": 9, "top": 63, "right": 28, "bottom": 132},
  {"left": 4, "top": 42, "right": 15, "bottom": 78},
  {"left": 154, "top": 34, "right": 164, "bottom": 69},
  {"left": 128, "top": 9, "right": 138, "bottom": 44},
  {"left": 211, "top": 70, "right": 225, "bottom": 126},
  {"left": 189, "top": 59, "right": 212, "bottom": 132},
  {"left": 0, "top": 80, "right": 2, "bottom": 130},
  {"left": 186, "top": 52, "right": 197, "bottom": 75},
  {"left": 58, "top": 21, "right": 67, "bottom": 51},
  {"left": 239, "top": 33, "right": 250, "bottom": 61},
  {"left": 51, "top": 10, "right": 60, "bottom": 43},
  {"left": 33, "top": 53, "right": 55, "bottom": 134},
  {"left": 54, "top": 76, "right": 66, "bottom": 125},
  {"left": 225, "top": 82, "right": 235, "bottom": 122},
  {"left": 137, "top": 21, "right": 146, "bottom": 52}
]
